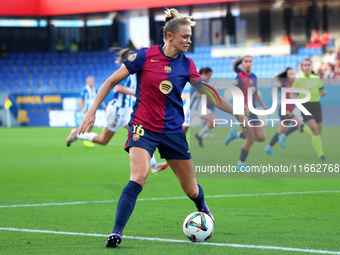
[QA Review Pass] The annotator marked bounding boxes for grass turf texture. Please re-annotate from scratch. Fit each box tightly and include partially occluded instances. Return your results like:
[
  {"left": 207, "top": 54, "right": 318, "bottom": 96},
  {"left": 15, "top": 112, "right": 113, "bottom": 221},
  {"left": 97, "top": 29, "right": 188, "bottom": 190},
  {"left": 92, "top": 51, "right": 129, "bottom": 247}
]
[{"left": 0, "top": 127, "right": 339, "bottom": 255}]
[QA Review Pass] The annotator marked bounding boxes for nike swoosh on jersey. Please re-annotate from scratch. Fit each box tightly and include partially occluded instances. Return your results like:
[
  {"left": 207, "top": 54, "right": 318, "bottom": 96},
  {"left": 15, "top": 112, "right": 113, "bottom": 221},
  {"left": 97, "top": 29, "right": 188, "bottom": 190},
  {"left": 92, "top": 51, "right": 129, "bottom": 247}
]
[{"left": 151, "top": 59, "right": 160, "bottom": 62}]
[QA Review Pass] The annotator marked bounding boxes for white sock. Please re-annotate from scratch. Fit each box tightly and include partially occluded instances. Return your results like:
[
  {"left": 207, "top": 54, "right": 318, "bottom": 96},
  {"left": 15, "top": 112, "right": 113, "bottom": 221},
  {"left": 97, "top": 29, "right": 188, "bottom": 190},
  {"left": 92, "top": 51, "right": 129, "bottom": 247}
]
[
  {"left": 150, "top": 154, "right": 157, "bottom": 168},
  {"left": 197, "top": 124, "right": 210, "bottom": 138},
  {"left": 76, "top": 132, "right": 98, "bottom": 142}
]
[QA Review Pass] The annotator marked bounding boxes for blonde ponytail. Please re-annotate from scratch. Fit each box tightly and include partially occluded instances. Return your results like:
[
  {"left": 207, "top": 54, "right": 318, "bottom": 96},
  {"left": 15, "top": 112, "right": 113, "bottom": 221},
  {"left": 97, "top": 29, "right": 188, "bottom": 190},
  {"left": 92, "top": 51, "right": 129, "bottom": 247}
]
[
  {"left": 163, "top": 8, "right": 195, "bottom": 42},
  {"left": 164, "top": 8, "right": 196, "bottom": 26}
]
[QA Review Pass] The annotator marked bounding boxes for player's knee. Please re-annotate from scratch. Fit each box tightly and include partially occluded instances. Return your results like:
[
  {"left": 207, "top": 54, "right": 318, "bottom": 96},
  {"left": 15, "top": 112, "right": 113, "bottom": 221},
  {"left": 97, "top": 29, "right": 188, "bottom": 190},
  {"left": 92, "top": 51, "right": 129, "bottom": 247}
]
[
  {"left": 310, "top": 126, "right": 319, "bottom": 135},
  {"left": 131, "top": 174, "right": 148, "bottom": 187},
  {"left": 256, "top": 135, "right": 266, "bottom": 142}
]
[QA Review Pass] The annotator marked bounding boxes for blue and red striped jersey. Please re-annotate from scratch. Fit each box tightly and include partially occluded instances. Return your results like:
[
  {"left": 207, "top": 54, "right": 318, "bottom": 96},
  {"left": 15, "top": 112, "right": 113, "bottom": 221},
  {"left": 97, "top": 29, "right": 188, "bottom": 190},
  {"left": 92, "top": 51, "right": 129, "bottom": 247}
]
[
  {"left": 235, "top": 71, "right": 258, "bottom": 108},
  {"left": 123, "top": 45, "right": 201, "bottom": 133}
]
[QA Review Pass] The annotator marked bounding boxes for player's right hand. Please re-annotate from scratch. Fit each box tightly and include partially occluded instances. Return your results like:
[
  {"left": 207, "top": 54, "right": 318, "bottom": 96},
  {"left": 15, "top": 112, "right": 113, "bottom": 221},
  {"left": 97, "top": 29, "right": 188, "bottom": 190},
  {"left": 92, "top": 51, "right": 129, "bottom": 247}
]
[{"left": 78, "top": 110, "right": 96, "bottom": 134}]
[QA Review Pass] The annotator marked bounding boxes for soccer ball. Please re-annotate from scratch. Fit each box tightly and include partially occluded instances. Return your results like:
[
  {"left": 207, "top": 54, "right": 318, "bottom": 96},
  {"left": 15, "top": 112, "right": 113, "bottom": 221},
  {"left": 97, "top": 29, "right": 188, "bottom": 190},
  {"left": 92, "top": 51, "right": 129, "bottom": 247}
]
[{"left": 183, "top": 212, "right": 214, "bottom": 242}]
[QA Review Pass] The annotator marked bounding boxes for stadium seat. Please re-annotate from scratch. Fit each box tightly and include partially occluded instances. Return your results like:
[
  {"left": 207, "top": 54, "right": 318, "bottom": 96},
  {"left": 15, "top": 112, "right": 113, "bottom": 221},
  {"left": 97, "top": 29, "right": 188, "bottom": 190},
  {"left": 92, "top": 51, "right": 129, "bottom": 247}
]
[
  {"left": 3, "top": 46, "right": 328, "bottom": 93},
  {"left": 30, "top": 83, "right": 40, "bottom": 92},
  {"left": 40, "top": 83, "right": 50, "bottom": 92},
  {"left": 0, "top": 83, "right": 9, "bottom": 92},
  {"left": 10, "top": 83, "right": 21, "bottom": 92}
]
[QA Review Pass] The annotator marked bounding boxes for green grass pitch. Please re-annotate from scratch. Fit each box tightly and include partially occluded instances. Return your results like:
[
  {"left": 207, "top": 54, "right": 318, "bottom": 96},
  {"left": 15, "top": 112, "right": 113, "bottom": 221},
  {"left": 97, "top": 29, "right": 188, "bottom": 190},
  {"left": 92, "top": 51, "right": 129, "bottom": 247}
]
[{"left": 0, "top": 126, "right": 339, "bottom": 254}]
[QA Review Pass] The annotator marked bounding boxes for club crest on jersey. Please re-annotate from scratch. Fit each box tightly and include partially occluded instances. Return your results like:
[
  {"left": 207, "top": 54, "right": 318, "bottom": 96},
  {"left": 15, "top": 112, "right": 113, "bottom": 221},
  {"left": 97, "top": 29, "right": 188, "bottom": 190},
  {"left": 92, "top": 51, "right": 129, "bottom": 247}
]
[
  {"left": 164, "top": 66, "right": 172, "bottom": 73},
  {"left": 131, "top": 124, "right": 144, "bottom": 141},
  {"left": 128, "top": 53, "right": 137, "bottom": 62},
  {"left": 133, "top": 134, "right": 140, "bottom": 141},
  {"left": 159, "top": 80, "right": 173, "bottom": 94}
]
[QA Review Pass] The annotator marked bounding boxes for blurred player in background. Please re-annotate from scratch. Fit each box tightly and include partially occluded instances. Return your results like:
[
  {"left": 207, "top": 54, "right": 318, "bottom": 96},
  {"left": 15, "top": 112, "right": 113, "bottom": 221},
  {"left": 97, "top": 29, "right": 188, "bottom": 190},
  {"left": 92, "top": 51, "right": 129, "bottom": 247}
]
[
  {"left": 78, "top": 8, "right": 248, "bottom": 248},
  {"left": 80, "top": 76, "right": 106, "bottom": 115},
  {"left": 264, "top": 67, "right": 313, "bottom": 155},
  {"left": 78, "top": 75, "right": 106, "bottom": 147},
  {"left": 225, "top": 56, "right": 267, "bottom": 169},
  {"left": 184, "top": 67, "right": 213, "bottom": 136},
  {"left": 289, "top": 59, "right": 327, "bottom": 161},
  {"left": 66, "top": 48, "right": 168, "bottom": 173},
  {"left": 193, "top": 67, "right": 217, "bottom": 147}
]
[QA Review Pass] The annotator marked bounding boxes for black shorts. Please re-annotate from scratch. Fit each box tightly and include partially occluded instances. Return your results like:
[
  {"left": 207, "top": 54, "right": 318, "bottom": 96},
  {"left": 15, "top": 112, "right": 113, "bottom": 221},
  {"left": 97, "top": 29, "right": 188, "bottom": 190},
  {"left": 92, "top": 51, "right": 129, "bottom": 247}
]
[{"left": 302, "top": 101, "right": 322, "bottom": 123}]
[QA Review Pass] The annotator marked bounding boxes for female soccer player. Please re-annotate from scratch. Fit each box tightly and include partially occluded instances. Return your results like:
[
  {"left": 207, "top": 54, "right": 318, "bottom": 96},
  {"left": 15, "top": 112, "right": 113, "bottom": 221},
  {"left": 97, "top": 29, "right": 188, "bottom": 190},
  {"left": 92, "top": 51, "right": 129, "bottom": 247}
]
[
  {"left": 291, "top": 59, "right": 327, "bottom": 161},
  {"left": 78, "top": 8, "right": 248, "bottom": 248},
  {"left": 192, "top": 67, "right": 216, "bottom": 147},
  {"left": 264, "top": 67, "right": 313, "bottom": 155},
  {"left": 224, "top": 56, "right": 267, "bottom": 169},
  {"left": 77, "top": 76, "right": 107, "bottom": 147},
  {"left": 183, "top": 67, "right": 214, "bottom": 136},
  {"left": 66, "top": 48, "right": 168, "bottom": 173}
]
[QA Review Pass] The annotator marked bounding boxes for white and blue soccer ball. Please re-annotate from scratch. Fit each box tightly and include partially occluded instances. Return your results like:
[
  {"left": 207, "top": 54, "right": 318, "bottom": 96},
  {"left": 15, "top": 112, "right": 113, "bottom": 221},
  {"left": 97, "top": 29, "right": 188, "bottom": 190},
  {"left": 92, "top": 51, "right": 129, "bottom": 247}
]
[{"left": 183, "top": 212, "right": 214, "bottom": 242}]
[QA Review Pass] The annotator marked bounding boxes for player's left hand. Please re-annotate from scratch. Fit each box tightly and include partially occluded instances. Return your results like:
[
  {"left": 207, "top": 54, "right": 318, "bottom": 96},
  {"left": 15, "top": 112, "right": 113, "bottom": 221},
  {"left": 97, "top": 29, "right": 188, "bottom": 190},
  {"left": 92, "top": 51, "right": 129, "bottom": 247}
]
[{"left": 79, "top": 110, "right": 96, "bottom": 134}]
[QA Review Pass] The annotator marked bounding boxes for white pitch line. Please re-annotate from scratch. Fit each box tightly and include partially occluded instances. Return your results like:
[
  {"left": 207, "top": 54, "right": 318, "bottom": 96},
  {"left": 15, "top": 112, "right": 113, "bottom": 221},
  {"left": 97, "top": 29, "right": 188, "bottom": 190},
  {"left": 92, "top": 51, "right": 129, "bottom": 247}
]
[
  {"left": 0, "top": 190, "right": 339, "bottom": 208},
  {"left": 0, "top": 227, "right": 339, "bottom": 255}
]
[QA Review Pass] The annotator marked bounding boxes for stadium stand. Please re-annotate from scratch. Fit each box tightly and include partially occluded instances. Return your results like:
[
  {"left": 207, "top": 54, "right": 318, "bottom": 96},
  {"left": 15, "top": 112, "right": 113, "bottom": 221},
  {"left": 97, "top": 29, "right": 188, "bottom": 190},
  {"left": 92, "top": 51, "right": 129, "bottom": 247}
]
[
  {"left": 0, "top": 50, "right": 121, "bottom": 93},
  {"left": 0, "top": 45, "right": 325, "bottom": 93}
]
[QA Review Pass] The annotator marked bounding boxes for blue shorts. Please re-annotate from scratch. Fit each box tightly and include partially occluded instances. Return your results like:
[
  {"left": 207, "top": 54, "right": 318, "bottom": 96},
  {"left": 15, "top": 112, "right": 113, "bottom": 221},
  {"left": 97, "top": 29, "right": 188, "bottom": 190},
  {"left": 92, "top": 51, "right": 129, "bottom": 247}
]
[
  {"left": 124, "top": 124, "right": 191, "bottom": 160},
  {"left": 278, "top": 106, "right": 295, "bottom": 121},
  {"left": 248, "top": 113, "right": 262, "bottom": 125}
]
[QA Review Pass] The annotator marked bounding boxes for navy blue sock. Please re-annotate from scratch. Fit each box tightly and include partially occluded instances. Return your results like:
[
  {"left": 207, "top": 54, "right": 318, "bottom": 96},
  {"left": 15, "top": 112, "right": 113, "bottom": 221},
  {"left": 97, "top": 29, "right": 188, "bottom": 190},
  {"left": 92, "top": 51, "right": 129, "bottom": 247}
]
[
  {"left": 189, "top": 184, "right": 205, "bottom": 211},
  {"left": 239, "top": 132, "right": 246, "bottom": 139},
  {"left": 113, "top": 181, "right": 143, "bottom": 234},
  {"left": 269, "top": 133, "right": 279, "bottom": 147},
  {"left": 239, "top": 149, "right": 249, "bottom": 162},
  {"left": 285, "top": 126, "right": 298, "bottom": 137}
]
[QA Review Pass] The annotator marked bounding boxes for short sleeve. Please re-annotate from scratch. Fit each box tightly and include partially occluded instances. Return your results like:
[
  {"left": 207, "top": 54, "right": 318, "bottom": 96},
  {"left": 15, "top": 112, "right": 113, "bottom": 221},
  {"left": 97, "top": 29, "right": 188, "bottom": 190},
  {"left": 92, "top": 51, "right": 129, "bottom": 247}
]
[
  {"left": 188, "top": 59, "right": 202, "bottom": 85},
  {"left": 252, "top": 75, "right": 258, "bottom": 92},
  {"left": 317, "top": 77, "right": 324, "bottom": 90},
  {"left": 235, "top": 74, "right": 242, "bottom": 88},
  {"left": 123, "top": 49, "right": 146, "bottom": 74}
]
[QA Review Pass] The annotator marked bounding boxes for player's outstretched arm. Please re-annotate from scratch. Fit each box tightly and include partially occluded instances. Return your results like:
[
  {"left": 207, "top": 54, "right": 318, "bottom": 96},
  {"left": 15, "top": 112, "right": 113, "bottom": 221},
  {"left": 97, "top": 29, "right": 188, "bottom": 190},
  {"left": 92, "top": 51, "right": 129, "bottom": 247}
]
[
  {"left": 192, "top": 82, "right": 249, "bottom": 133},
  {"left": 255, "top": 93, "right": 268, "bottom": 110},
  {"left": 78, "top": 65, "right": 130, "bottom": 134}
]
